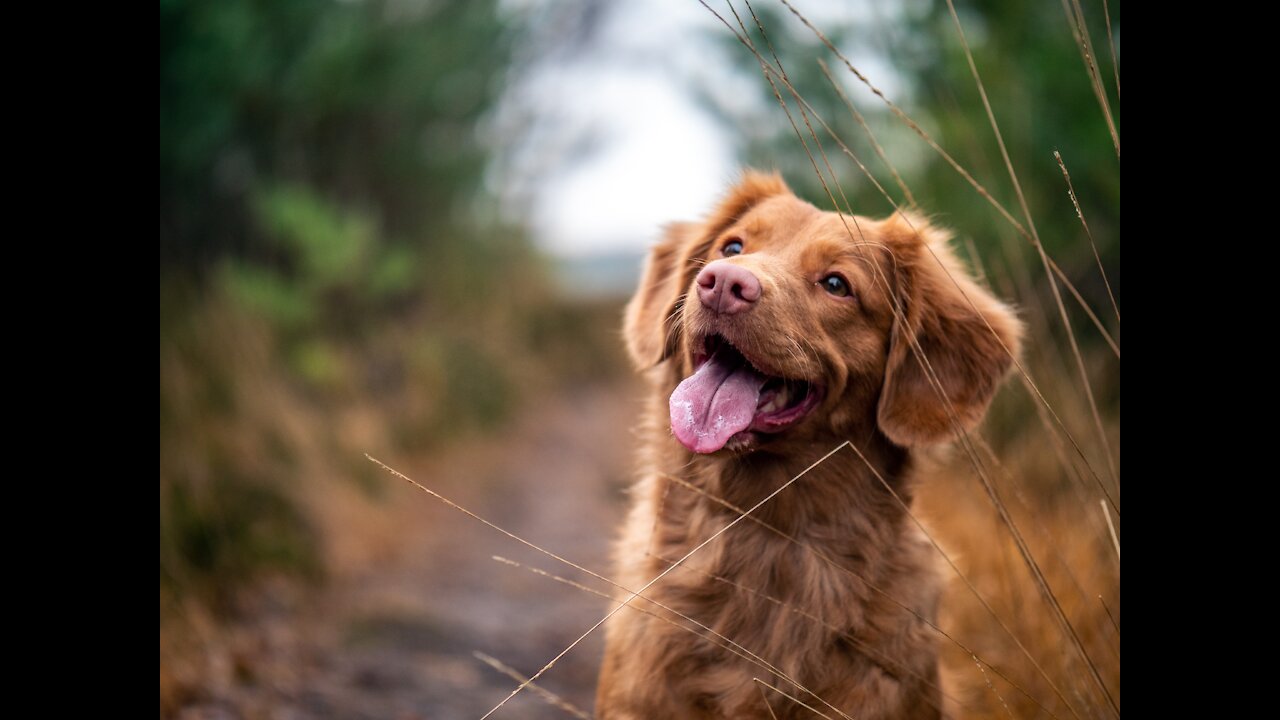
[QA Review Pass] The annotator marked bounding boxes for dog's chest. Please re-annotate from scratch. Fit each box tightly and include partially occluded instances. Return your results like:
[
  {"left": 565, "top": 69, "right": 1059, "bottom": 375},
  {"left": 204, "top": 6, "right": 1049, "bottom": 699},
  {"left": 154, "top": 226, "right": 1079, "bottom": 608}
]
[{"left": 649, "top": 508, "right": 883, "bottom": 657}]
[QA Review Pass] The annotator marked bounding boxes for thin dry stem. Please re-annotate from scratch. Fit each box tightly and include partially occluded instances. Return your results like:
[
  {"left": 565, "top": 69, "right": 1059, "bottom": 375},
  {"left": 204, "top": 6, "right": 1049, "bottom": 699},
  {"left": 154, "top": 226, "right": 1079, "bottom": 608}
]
[
  {"left": 491, "top": 556, "right": 807, "bottom": 689},
  {"left": 1102, "top": 0, "right": 1120, "bottom": 99},
  {"left": 645, "top": 548, "right": 958, "bottom": 712},
  {"left": 715, "top": 16, "right": 1115, "bottom": 717},
  {"left": 1099, "top": 595, "right": 1120, "bottom": 636},
  {"left": 938, "top": 0, "right": 1120, "bottom": 511},
  {"left": 842, "top": 440, "right": 1086, "bottom": 720},
  {"left": 1061, "top": 0, "right": 1121, "bottom": 158},
  {"left": 971, "top": 434, "right": 1117, "bottom": 653},
  {"left": 715, "top": 0, "right": 1121, "bottom": 507},
  {"left": 758, "top": 682, "right": 782, "bottom": 720},
  {"left": 962, "top": 234, "right": 989, "bottom": 286},
  {"left": 708, "top": 14, "right": 1120, "bottom": 720},
  {"left": 933, "top": 7, "right": 1121, "bottom": 709},
  {"left": 776, "top": 0, "right": 1120, "bottom": 357},
  {"left": 1049, "top": 258, "right": 1121, "bottom": 359},
  {"left": 816, "top": 57, "right": 915, "bottom": 206},
  {"left": 1055, "top": 150, "right": 1120, "bottom": 326},
  {"left": 973, "top": 654, "right": 1017, "bottom": 720},
  {"left": 672, "top": 17, "right": 1100, "bottom": 718},
  {"left": 472, "top": 652, "right": 593, "bottom": 720},
  {"left": 495, "top": 554, "right": 878, "bottom": 720},
  {"left": 752, "top": 678, "right": 838, "bottom": 720},
  {"left": 1101, "top": 499, "right": 1120, "bottom": 561},
  {"left": 658, "top": 470, "right": 1064, "bottom": 720},
  {"left": 371, "top": 444, "right": 858, "bottom": 720}
]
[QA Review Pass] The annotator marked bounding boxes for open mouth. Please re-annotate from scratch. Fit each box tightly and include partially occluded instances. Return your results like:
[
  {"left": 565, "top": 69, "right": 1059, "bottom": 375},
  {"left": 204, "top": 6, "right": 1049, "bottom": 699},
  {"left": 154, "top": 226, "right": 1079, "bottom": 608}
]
[{"left": 669, "top": 335, "right": 824, "bottom": 454}]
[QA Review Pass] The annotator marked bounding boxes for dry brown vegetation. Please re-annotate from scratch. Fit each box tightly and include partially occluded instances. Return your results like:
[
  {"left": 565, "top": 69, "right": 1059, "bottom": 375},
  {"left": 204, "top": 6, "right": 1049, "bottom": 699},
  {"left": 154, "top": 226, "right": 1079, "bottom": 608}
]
[{"left": 160, "top": 0, "right": 1118, "bottom": 717}]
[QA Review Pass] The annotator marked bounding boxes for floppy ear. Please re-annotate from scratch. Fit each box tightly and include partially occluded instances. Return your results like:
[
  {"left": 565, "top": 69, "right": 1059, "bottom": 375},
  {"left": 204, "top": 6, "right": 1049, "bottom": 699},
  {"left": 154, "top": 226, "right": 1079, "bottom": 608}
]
[
  {"left": 876, "top": 214, "right": 1024, "bottom": 446},
  {"left": 623, "top": 170, "right": 790, "bottom": 368},
  {"left": 623, "top": 221, "right": 702, "bottom": 368}
]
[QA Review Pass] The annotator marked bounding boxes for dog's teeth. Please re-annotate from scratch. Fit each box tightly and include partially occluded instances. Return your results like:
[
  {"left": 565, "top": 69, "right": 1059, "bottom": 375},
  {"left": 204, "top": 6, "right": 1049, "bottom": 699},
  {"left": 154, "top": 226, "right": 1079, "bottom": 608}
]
[{"left": 758, "top": 385, "right": 789, "bottom": 414}]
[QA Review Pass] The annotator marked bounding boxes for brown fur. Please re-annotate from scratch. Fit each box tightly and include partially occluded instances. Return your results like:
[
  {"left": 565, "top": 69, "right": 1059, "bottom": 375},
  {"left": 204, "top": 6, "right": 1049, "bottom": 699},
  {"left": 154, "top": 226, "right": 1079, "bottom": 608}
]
[{"left": 596, "top": 171, "right": 1023, "bottom": 719}]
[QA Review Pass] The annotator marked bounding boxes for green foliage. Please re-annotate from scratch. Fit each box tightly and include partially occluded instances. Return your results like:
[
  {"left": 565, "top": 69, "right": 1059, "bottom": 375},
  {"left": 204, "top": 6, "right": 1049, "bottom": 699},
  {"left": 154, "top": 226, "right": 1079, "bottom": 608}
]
[
  {"left": 160, "top": 467, "right": 321, "bottom": 612},
  {"left": 218, "top": 184, "right": 422, "bottom": 390},
  {"left": 254, "top": 185, "right": 378, "bottom": 293},
  {"left": 160, "top": 0, "right": 515, "bottom": 269},
  {"left": 713, "top": 0, "right": 1120, "bottom": 338},
  {"left": 903, "top": 0, "right": 1119, "bottom": 258},
  {"left": 160, "top": 0, "right": 541, "bottom": 615}
]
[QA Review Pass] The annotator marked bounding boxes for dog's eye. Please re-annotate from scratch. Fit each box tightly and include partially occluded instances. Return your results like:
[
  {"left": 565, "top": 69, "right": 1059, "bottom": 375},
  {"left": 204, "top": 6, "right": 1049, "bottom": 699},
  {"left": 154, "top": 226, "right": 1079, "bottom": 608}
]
[
  {"left": 821, "top": 274, "right": 852, "bottom": 297},
  {"left": 721, "top": 240, "right": 744, "bottom": 257}
]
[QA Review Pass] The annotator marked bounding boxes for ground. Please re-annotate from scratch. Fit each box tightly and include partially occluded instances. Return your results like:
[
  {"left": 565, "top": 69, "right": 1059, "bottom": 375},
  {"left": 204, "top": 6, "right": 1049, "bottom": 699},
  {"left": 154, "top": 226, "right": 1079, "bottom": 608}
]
[{"left": 178, "top": 380, "right": 639, "bottom": 719}]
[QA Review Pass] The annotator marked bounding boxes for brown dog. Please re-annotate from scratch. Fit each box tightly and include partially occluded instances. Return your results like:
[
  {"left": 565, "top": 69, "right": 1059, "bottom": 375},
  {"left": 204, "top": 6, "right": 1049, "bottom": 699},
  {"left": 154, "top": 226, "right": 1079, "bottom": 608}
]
[{"left": 595, "top": 171, "right": 1022, "bottom": 719}]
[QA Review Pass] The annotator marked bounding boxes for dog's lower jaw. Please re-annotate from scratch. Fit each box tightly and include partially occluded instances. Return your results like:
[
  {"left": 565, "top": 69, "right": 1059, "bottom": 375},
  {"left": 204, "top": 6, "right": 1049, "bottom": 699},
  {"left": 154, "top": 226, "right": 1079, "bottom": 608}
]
[
  {"left": 596, "top": 410, "right": 944, "bottom": 720},
  {"left": 721, "top": 431, "right": 756, "bottom": 454}
]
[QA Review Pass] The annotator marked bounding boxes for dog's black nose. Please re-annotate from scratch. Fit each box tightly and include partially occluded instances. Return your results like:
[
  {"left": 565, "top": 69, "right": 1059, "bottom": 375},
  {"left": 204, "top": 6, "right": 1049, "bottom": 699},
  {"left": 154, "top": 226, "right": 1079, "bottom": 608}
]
[{"left": 696, "top": 261, "right": 761, "bottom": 315}]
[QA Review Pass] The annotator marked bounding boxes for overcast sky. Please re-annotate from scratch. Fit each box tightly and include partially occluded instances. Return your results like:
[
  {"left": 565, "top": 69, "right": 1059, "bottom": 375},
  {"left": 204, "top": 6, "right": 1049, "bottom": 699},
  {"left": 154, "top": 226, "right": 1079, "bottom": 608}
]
[{"left": 489, "top": 0, "right": 905, "bottom": 259}]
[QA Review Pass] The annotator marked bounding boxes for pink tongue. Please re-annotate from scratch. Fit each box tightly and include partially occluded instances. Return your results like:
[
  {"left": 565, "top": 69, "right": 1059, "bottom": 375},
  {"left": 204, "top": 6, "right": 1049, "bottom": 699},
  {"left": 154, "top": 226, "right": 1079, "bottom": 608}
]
[{"left": 669, "top": 350, "right": 768, "bottom": 453}]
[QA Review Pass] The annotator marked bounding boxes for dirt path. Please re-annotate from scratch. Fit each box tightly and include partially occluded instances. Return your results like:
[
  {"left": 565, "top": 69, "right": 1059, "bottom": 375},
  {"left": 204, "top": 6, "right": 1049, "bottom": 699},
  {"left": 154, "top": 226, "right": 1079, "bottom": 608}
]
[{"left": 191, "top": 380, "right": 641, "bottom": 719}]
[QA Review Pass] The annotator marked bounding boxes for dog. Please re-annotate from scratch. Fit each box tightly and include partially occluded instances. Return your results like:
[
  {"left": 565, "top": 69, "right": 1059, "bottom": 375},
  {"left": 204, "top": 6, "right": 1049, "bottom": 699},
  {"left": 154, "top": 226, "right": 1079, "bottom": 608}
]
[{"left": 595, "top": 170, "right": 1023, "bottom": 719}]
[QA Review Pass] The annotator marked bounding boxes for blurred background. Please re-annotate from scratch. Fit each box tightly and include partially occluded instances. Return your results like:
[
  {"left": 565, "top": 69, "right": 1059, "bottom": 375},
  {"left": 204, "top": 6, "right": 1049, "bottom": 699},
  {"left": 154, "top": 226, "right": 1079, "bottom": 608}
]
[{"left": 160, "top": 0, "right": 1119, "bottom": 717}]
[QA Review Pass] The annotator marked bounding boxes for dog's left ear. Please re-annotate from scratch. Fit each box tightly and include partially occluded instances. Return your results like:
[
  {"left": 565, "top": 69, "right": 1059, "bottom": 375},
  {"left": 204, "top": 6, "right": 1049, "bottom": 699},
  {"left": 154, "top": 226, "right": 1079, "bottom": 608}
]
[
  {"left": 876, "top": 213, "right": 1024, "bottom": 446},
  {"left": 624, "top": 221, "right": 702, "bottom": 368},
  {"left": 623, "top": 170, "right": 790, "bottom": 368}
]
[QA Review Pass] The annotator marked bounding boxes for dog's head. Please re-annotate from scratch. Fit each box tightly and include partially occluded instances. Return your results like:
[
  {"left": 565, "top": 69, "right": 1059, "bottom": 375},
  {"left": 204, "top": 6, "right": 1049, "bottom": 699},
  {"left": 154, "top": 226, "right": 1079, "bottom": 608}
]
[{"left": 625, "top": 170, "right": 1023, "bottom": 454}]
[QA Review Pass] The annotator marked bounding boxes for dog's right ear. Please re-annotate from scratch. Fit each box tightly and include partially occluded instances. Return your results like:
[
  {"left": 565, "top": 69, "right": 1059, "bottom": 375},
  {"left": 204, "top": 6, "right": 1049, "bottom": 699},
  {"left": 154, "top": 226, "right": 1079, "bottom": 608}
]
[{"left": 624, "top": 170, "right": 790, "bottom": 369}]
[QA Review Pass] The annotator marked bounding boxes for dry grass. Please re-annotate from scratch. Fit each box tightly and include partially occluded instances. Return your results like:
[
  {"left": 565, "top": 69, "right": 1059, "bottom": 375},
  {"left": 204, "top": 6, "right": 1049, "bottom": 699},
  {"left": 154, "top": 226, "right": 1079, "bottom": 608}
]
[
  {"left": 159, "top": 1, "right": 1118, "bottom": 717},
  {"left": 451, "top": 2, "right": 1120, "bottom": 717},
  {"left": 719, "top": 4, "right": 1121, "bottom": 715},
  {"left": 918, "top": 410, "right": 1119, "bottom": 719}
]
